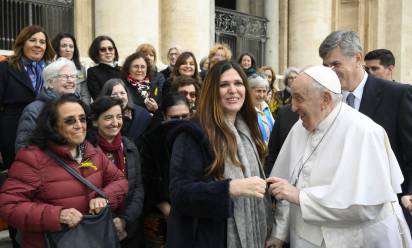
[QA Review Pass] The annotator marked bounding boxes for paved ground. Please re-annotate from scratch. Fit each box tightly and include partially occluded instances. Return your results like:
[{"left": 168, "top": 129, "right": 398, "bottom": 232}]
[{"left": 0, "top": 230, "right": 11, "bottom": 248}]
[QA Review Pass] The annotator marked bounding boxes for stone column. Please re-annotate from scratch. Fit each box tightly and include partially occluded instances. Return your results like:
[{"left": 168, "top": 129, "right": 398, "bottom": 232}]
[
  {"left": 288, "top": 0, "right": 333, "bottom": 67},
  {"left": 237, "top": 0, "right": 250, "bottom": 14},
  {"left": 94, "top": 0, "right": 160, "bottom": 62},
  {"left": 160, "top": 0, "right": 212, "bottom": 67},
  {"left": 264, "top": 0, "right": 280, "bottom": 74},
  {"left": 384, "top": 0, "right": 412, "bottom": 83},
  {"left": 74, "top": 0, "right": 93, "bottom": 59}
]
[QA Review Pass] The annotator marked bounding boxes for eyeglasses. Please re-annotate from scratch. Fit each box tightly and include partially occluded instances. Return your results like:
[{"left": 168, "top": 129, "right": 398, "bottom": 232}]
[
  {"left": 167, "top": 114, "right": 190, "bottom": 120},
  {"left": 54, "top": 74, "right": 78, "bottom": 81},
  {"left": 179, "top": 90, "right": 196, "bottom": 98},
  {"left": 62, "top": 116, "right": 87, "bottom": 126},
  {"left": 99, "top": 46, "right": 114, "bottom": 53}
]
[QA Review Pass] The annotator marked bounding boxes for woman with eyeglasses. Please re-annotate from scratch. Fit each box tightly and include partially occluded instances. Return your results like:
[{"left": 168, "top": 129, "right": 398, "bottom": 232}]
[
  {"left": 140, "top": 92, "right": 190, "bottom": 247},
  {"left": 99, "top": 78, "right": 152, "bottom": 148},
  {"left": 248, "top": 73, "right": 275, "bottom": 144},
  {"left": 52, "top": 33, "right": 91, "bottom": 105},
  {"left": 87, "top": 96, "right": 144, "bottom": 248},
  {"left": 122, "top": 52, "right": 162, "bottom": 113},
  {"left": 87, "top": 35, "right": 121, "bottom": 100},
  {"left": 15, "top": 57, "right": 79, "bottom": 152},
  {"left": 167, "top": 60, "right": 271, "bottom": 247},
  {"left": 136, "top": 44, "right": 166, "bottom": 112},
  {"left": 0, "top": 94, "right": 128, "bottom": 248}
]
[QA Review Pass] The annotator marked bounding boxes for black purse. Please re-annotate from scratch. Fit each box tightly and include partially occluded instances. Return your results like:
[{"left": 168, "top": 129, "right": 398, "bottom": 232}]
[{"left": 44, "top": 150, "right": 121, "bottom": 248}]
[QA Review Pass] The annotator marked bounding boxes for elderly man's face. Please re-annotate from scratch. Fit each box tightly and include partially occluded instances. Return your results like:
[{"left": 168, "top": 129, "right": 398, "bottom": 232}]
[
  {"left": 322, "top": 47, "right": 361, "bottom": 91},
  {"left": 291, "top": 74, "right": 325, "bottom": 132}
]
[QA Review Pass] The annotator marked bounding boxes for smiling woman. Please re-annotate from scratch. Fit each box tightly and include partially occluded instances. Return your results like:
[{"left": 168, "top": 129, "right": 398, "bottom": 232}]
[
  {"left": 87, "top": 35, "right": 121, "bottom": 100},
  {"left": 87, "top": 96, "right": 145, "bottom": 247},
  {"left": 167, "top": 60, "right": 271, "bottom": 247},
  {"left": 0, "top": 25, "right": 54, "bottom": 170},
  {"left": 0, "top": 94, "right": 128, "bottom": 248},
  {"left": 15, "top": 57, "right": 78, "bottom": 152}
]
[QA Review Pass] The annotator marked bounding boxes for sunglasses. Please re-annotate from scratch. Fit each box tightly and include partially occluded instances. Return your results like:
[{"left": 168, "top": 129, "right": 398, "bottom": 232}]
[
  {"left": 99, "top": 46, "right": 114, "bottom": 53},
  {"left": 167, "top": 114, "right": 190, "bottom": 120},
  {"left": 62, "top": 116, "right": 87, "bottom": 126},
  {"left": 179, "top": 90, "right": 196, "bottom": 98}
]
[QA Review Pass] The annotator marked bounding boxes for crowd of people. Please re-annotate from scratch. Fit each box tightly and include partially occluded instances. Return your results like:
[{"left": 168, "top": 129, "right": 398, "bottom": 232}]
[{"left": 0, "top": 25, "right": 412, "bottom": 248}]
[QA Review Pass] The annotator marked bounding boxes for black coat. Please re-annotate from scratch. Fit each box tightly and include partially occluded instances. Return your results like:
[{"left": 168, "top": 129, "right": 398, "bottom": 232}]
[
  {"left": 264, "top": 104, "right": 299, "bottom": 176},
  {"left": 125, "top": 72, "right": 165, "bottom": 112},
  {"left": 121, "top": 105, "right": 152, "bottom": 149},
  {"left": 0, "top": 62, "right": 37, "bottom": 169},
  {"left": 359, "top": 76, "right": 412, "bottom": 193},
  {"left": 87, "top": 63, "right": 121, "bottom": 99},
  {"left": 120, "top": 137, "right": 144, "bottom": 234},
  {"left": 167, "top": 121, "right": 233, "bottom": 248}
]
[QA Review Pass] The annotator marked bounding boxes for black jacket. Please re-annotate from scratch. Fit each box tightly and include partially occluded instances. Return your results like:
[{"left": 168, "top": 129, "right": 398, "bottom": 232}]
[
  {"left": 264, "top": 104, "right": 299, "bottom": 176},
  {"left": 125, "top": 72, "right": 165, "bottom": 112},
  {"left": 119, "top": 137, "right": 144, "bottom": 242},
  {"left": 167, "top": 120, "right": 233, "bottom": 248},
  {"left": 121, "top": 105, "right": 152, "bottom": 149},
  {"left": 87, "top": 63, "right": 121, "bottom": 99},
  {"left": 0, "top": 61, "right": 37, "bottom": 168},
  {"left": 359, "top": 76, "right": 412, "bottom": 193}
]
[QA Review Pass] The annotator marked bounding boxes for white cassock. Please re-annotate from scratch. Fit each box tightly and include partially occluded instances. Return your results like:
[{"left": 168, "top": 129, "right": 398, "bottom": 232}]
[{"left": 269, "top": 102, "right": 412, "bottom": 248}]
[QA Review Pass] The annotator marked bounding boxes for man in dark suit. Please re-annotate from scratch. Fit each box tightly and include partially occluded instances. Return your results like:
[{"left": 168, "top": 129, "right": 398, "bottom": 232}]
[
  {"left": 319, "top": 31, "right": 412, "bottom": 227},
  {"left": 264, "top": 105, "right": 299, "bottom": 176}
]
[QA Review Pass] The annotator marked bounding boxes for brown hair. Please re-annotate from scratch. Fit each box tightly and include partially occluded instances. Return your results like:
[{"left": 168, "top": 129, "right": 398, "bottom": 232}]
[
  {"left": 259, "top": 65, "right": 277, "bottom": 90},
  {"left": 195, "top": 60, "right": 266, "bottom": 180},
  {"left": 121, "top": 52, "right": 153, "bottom": 80},
  {"left": 136, "top": 43, "right": 157, "bottom": 64},
  {"left": 170, "top": 51, "right": 200, "bottom": 82},
  {"left": 9, "top": 25, "right": 55, "bottom": 70}
]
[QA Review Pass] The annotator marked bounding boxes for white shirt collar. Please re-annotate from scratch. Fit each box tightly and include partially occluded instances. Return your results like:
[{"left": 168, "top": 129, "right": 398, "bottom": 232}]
[{"left": 342, "top": 71, "right": 368, "bottom": 110}]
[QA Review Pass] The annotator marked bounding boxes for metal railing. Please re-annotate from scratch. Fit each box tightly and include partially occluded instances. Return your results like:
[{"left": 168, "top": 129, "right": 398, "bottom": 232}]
[
  {"left": 0, "top": 0, "right": 74, "bottom": 50},
  {"left": 215, "top": 7, "right": 268, "bottom": 66}
]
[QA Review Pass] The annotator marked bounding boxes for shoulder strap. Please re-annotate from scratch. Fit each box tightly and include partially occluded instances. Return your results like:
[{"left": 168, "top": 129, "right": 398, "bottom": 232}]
[{"left": 45, "top": 150, "right": 107, "bottom": 199}]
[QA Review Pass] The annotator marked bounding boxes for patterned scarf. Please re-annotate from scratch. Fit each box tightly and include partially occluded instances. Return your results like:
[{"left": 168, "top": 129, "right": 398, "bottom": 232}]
[
  {"left": 128, "top": 74, "right": 151, "bottom": 99},
  {"left": 21, "top": 57, "right": 46, "bottom": 96}
]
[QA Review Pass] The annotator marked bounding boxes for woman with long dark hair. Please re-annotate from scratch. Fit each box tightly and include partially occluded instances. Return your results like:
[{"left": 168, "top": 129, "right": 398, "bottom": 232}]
[{"left": 167, "top": 60, "right": 271, "bottom": 247}]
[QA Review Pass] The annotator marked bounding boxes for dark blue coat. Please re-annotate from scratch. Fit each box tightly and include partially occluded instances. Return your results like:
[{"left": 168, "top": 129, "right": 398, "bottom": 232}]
[
  {"left": 167, "top": 121, "right": 233, "bottom": 248},
  {"left": 0, "top": 61, "right": 36, "bottom": 169}
]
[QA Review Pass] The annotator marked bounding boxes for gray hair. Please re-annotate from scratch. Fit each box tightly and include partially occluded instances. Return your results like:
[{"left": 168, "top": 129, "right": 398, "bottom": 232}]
[
  {"left": 43, "top": 57, "right": 77, "bottom": 87},
  {"left": 308, "top": 79, "right": 342, "bottom": 106},
  {"left": 319, "top": 31, "right": 363, "bottom": 59},
  {"left": 248, "top": 73, "right": 269, "bottom": 90},
  {"left": 283, "top": 67, "right": 300, "bottom": 87}
]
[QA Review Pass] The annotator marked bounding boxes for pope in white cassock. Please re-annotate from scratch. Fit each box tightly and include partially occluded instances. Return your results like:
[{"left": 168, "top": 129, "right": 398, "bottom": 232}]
[{"left": 265, "top": 65, "right": 412, "bottom": 248}]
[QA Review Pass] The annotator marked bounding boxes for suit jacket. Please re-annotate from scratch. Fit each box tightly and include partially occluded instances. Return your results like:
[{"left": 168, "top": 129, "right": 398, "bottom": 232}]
[
  {"left": 359, "top": 75, "right": 412, "bottom": 193},
  {"left": 264, "top": 104, "right": 299, "bottom": 176},
  {"left": 0, "top": 62, "right": 36, "bottom": 169}
]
